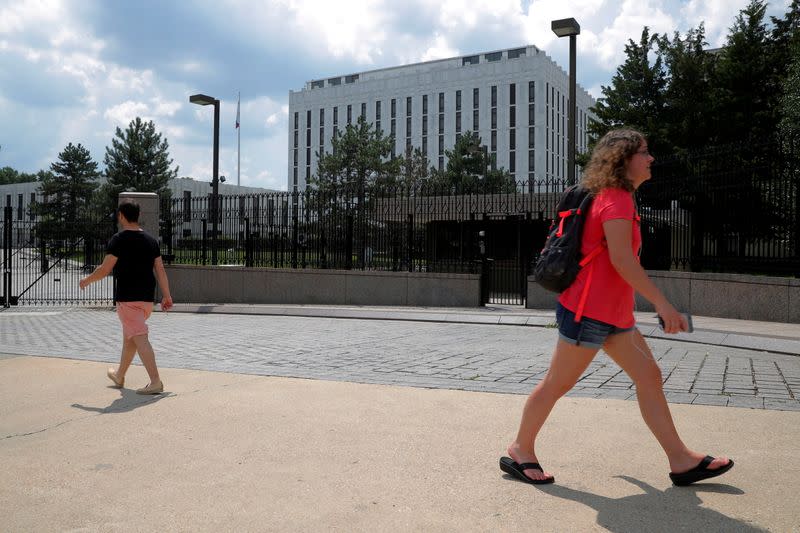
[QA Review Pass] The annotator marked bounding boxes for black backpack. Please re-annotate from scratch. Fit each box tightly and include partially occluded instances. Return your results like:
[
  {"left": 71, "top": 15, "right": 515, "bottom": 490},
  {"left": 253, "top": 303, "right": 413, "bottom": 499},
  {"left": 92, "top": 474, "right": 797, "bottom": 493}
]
[{"left": 533, "top": 185, "right": 604, "bottom": 293}]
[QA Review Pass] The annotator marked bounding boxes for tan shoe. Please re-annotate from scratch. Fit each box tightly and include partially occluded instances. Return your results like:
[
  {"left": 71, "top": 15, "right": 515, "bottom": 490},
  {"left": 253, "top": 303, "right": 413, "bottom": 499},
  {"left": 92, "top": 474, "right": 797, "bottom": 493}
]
[
  {"left": 136, "top": 380, "right": 164, "bottom": 395},
  {"left": 107, "top": 368, "right": 124, "bottom": 388}
]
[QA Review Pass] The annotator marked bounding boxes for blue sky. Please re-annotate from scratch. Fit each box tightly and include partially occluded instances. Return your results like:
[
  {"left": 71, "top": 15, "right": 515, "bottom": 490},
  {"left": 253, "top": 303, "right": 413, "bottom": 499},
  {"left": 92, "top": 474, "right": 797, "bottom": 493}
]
[{"left": 0, "top": 0, "right": 792, "bottom": 191}]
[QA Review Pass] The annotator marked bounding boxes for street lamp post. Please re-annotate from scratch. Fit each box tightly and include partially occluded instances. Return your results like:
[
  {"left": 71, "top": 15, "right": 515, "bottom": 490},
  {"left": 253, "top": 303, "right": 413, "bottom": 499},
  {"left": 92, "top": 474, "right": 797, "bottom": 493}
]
[
  {"left": 190, "top": 93, "right": 220, "bottom": 264},
  {"left": 551, "top": 17, "right": 580, "bottom": 186}
]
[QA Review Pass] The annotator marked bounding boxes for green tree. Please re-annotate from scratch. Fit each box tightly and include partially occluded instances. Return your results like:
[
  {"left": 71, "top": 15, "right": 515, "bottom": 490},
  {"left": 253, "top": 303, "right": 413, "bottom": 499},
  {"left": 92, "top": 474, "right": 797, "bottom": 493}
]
[
  {"left": 588, "top": 27, "right": 669, "bottom": 151},
  {"left": 311, "top": 115, "right": 400, "bottom": 194},
  {"left": 710, "top": 0, "right": 776, "bottom": 144},
  {"left": 30, "top": 143, "right": 99, "bottom": 248},
  {"left": 658, "top": 24, "right": 717, "bottom": 153},
  {"left": 428, "top": 131, "right": 515, "bottom": 193},
  {"left": 100, "top": 117, "right": 178, "bottom": 214},
  {"left": 399, "top": 146, "right": 431, "bottom": 189},
  {"left": 774, "top": 1, "right": 800, "bottom": 139},
  {"left": 0, "top": 166, "right": 45, "bottom": 185}
]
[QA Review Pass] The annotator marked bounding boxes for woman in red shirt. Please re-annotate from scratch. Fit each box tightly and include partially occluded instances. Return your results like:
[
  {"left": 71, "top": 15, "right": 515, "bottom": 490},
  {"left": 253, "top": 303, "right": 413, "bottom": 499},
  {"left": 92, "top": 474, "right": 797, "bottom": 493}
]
[{"left": 501, "top": 129, "right": 733, "bottom": 486}]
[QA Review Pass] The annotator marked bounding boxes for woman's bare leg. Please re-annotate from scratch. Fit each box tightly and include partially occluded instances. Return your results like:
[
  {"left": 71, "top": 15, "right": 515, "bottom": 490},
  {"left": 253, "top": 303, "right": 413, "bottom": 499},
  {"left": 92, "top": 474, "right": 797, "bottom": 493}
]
[
  {"left": 507, "top": 339, "right": 598, "bottom": 480},
  {"left": 602, "top": 329, "right": 730, "bottom": 473}
]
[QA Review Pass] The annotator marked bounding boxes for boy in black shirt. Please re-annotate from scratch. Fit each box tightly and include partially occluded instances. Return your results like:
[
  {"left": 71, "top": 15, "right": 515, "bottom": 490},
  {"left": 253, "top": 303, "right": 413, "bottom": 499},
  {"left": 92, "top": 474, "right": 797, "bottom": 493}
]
[{"left": 80, "top": 202, "right": 173, "bottom": 394}]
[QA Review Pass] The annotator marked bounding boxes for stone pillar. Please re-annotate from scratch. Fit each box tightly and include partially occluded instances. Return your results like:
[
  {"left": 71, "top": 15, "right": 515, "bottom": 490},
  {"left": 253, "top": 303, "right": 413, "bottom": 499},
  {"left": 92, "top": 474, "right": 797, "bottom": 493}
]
[{"left": 118, "top": 192, "right": 160, "bottom": 239}]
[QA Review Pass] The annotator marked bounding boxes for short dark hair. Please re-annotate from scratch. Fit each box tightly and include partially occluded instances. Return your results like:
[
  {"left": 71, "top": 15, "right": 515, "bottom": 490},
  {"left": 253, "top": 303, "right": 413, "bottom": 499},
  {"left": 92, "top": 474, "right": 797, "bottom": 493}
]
[{"left": 118, "top": 202, "right": 140, "bottom": 222}]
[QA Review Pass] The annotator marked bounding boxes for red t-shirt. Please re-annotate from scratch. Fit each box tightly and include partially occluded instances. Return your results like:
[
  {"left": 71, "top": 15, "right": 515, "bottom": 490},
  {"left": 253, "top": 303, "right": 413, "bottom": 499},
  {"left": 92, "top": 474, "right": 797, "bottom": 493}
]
[{"left": 559, "top": 188, "right": 641, "bottom": 327}]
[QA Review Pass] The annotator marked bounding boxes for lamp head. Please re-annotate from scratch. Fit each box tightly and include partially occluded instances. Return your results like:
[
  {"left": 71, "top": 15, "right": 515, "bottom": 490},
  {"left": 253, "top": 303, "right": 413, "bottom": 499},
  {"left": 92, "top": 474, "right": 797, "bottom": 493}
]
[
  {"left": 551, "top": 18, "right": 580, "bottom": 37},
  {"left": 190, "top": 93, "right": 217, "bottom": 106}
]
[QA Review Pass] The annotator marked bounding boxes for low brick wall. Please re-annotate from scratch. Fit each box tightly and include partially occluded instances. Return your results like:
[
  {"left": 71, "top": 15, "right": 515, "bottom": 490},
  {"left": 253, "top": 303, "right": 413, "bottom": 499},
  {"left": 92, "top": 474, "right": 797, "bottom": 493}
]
[
  {"left": 165, "top": 265, "right": 480, "bottom": 308},
  {"left": 527, "top": 270, "right": 800, "bottom": 324}
]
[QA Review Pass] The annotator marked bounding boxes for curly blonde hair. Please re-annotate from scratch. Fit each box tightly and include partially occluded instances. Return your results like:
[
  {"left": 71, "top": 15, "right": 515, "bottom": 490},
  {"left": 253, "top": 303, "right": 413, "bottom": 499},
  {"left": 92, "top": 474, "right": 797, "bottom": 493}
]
[{"left": 582, "top": 128, "right": 646, "bottom": 193}]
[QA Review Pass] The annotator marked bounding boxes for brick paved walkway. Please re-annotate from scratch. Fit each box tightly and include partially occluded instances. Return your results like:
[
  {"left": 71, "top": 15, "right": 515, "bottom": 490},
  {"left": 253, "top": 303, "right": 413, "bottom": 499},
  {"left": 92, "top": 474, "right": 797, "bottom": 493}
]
[{"left": 2, "top": 308, "right": 798, "bottom": 411}]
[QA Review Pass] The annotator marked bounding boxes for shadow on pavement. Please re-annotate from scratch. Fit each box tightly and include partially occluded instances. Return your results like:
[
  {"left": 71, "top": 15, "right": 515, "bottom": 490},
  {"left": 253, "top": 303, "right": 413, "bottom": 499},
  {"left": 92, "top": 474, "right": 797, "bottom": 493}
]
[
  {"left": 506, "top": 474, "right": 765, "bottom": 532},
  {"left": 71, "top": 388, "right": 169, "bottom": 414}
]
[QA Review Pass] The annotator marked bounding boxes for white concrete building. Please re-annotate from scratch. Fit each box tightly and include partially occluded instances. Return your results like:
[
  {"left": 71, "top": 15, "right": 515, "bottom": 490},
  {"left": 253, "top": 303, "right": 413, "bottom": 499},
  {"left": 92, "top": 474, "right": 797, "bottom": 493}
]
[
  {"left": 288, "top": 45, "right": 595, "bottom": 192},
  {"left": 0, "top": 177, "right": 277, "bottom": 220}
]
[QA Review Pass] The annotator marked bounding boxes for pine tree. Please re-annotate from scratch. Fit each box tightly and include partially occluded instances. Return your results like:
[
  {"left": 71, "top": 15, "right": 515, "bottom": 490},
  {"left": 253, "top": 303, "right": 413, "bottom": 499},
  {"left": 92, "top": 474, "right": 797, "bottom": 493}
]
[
  {"left": 34, "top": 143, "right": 99, "bottom": 223},
  {"left": 312, "top": 115, "right": 400, "bottom": 195},
  {"left": 658, "top": 24, "right": 717, "bottom": 153},
  {"left": 100, "top": 117, "right": 178, "bottom": 214},
  {"left": 588, "top": 27, "right": 668, "bottom": 151},
  {"left": 710, "top": 0, "right": 775, "bottom": 144}
]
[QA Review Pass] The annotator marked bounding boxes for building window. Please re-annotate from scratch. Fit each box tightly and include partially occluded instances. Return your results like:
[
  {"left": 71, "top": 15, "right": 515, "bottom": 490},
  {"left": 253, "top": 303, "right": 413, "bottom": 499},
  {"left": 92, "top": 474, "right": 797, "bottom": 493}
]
[
  {"left": 345, "top": 74, "right": 359, "bottom": 83},
  {"left": 508, "top": 47, "right": 526, "bottom": 59},
  {"left": 510, "top": 83, "right": 516, "bottom": 106},
  {"left": 462, "top": 55, "right": 479, "bottom": 66},
  {"left": 422, "top": 94, "right": 428, "bottom": 115},
  {"left": 347, "top": 104, "right": 352, "bottom": 124},
  {"left": 491, "top": 85, "right": 497, "bottom": 107},
  {"left": 529, "top": 127, "right": 535, "bottom": 149},
  {"left": 406, "top": 96, "right": 412, "bottom": 115},
  {"left": 491, "top": 131, "right": 497, "bottom": 152},
  {"left": 319, "top": 108, "right": 325, "bottom": 127},
  {"left": 333, "top": 107, "right": 338, "bottom": 125},
  {"left": 456, "top": 113, "right": 461, "bottom": 133},
  {"left": 456, "top": 90, "right": 461, "bottom": 111},
  {"left": 328, "top": 77, "right": 341, "bottom": 86},
  {"left": 376, "top": 101, "right": 381, "bottom": 120},
  {"left": 509, "top": 107, "right": 516, "bottom": 128},
  {"left": 391, "top": 98, "right": 396, "bottom": 118},
  {"left": 473, "top": 109, "right": 479, "bottom": 131},
  {"left": 438, "top": 92, "right": 444, "bottom": 112},
  {"left": 528, "top": 81, "right": 535, "bottom": 103},
  {"left": 293, "top": 112, "right": 298, "bottom": 130},
  {"left": 510, "top": 129, "right": 516, "bottom": 150},
  {"left": 485, "top": 51, "right": 502, "bottom": 62},
  {"left": 361, "top": 102, "right": 366, "bottom": 119},
  {"left": 491, "top": 108, "right": 497, "bottom": 129},
  {"left": 30, "top": 193, "right": 35, "bottom": 220},
  {"left": 311, "top": 80, "right": 324, "bottom": 89}
]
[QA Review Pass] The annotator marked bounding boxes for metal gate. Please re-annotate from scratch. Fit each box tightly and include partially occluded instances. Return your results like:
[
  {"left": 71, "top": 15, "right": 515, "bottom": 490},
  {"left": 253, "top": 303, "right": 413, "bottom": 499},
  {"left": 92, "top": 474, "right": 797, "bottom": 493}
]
[
  {"left": 2, "top": 206, "right": 116, "bottom": 307},
  {"left": 479, "top": 215, "right": 548, "bottom": 306}
]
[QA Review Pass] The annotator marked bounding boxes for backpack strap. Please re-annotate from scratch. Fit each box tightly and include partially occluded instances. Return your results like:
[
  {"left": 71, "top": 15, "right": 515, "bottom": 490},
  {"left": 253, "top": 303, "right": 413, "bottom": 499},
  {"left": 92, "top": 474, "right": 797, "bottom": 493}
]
[
  {"left": 573, "top": 242, "right": 606, "bottom": 322},
  {"left": 555, "top": 208, "right": 583, "bottom": 237}
]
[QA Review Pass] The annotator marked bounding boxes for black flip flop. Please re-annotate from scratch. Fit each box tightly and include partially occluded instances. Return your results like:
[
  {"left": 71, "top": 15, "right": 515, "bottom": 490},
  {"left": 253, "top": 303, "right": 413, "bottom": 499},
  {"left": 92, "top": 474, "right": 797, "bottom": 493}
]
[
  {"left": 669, "top": 456, "right": 734, "bottom": 486},
  {"left": 499, "top": 456, "right": 555, "bottom": 485}
]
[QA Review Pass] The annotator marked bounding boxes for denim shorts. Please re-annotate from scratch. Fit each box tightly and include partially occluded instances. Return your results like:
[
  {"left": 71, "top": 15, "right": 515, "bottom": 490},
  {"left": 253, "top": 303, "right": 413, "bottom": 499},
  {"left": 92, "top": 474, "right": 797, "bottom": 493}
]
[{"left": 556, "top": 302, "right": 635, "bottom": 349}]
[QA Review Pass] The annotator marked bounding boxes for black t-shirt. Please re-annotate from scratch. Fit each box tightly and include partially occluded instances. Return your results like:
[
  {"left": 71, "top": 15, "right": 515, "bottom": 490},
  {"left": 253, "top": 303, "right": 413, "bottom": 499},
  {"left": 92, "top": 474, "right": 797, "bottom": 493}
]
[{"left": 106, "top": 230, "right": 161, "bottom": 302}]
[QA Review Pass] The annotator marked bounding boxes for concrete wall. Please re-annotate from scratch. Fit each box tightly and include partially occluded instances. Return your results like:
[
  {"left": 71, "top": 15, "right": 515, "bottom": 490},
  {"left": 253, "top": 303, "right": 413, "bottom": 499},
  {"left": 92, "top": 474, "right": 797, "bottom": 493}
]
[
  {"left": 527, "top": 270, "right": 800, "bottom": 324},
  {"left": 165, "top": 265, "right": 480, "bottom": 308},
  {"left": 119, "top": 192, "right": 159, "bottom": 236}
]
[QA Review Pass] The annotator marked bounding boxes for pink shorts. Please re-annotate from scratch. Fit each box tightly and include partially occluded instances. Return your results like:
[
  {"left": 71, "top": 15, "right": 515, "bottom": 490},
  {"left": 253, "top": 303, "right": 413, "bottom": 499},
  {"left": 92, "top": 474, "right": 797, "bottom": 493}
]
[{"left": 116, "top": 301, "right": 154, "bottom": 339}]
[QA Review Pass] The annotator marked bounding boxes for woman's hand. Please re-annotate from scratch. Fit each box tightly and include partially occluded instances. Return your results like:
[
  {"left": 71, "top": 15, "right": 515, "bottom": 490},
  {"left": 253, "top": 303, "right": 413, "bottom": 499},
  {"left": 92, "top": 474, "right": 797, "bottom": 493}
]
[{"left": 656, "top": 302, "right": 688, "bottom": 334}]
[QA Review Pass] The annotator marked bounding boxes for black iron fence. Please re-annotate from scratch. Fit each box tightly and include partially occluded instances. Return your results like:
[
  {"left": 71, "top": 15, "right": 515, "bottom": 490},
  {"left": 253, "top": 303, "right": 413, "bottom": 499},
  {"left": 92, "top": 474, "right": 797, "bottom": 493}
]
[
  {"left": 638, "top": 136, "right": 799, "bottom": 275},
  {"left": 160, "top": 135, "right": 800, "bottom": 280},
  {"left": 158, "top": 180, "right": 564, "bottom": 275},
  {"left": 1, "top": 205, "right": 116, "bottom": 306}
]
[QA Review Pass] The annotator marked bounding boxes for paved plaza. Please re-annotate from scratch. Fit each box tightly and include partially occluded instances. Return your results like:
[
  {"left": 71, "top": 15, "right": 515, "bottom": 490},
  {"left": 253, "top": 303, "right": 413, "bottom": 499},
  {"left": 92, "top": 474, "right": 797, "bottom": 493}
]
[{"left": 2, "top": 305, "right": 799, "bottom": 411}]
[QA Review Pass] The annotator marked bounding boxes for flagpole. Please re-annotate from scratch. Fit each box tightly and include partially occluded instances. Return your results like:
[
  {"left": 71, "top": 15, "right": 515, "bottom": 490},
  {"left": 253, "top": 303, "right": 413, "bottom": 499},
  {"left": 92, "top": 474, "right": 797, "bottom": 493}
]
[{"left": 237, "top": 91, "right": 241, "bottom": 187}]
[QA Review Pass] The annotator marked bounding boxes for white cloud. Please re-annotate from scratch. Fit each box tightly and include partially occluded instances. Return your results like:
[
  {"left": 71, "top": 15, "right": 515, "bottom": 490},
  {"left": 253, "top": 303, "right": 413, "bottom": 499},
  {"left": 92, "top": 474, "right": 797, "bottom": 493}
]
[
  {"left": 0, "top": 0, "right": 65, "bottom": 34},
  {"left": 419, "top": 34, "right": 459, "bottom": 62},
  {"left": 103, "top": 100, "right": 150, "bottom": 126}
]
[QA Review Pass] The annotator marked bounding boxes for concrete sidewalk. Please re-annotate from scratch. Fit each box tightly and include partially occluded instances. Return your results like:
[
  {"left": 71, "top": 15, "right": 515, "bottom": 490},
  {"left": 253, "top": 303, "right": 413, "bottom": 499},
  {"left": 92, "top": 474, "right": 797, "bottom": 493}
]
[{"left": 1, "top": 355, "right": 798, "bottom": 532}]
